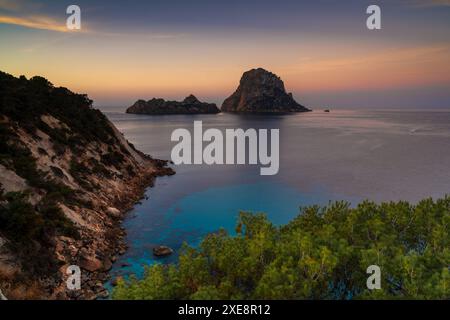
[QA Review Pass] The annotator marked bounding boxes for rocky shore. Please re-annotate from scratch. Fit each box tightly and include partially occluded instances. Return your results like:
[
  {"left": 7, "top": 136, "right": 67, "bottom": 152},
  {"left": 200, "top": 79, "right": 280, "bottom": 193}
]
[
  {"left": 61, "top": 158, "right": 174, "bottom": 300},
  {"left": 0, "top": 71, "right": 175, "bottom": 299}
]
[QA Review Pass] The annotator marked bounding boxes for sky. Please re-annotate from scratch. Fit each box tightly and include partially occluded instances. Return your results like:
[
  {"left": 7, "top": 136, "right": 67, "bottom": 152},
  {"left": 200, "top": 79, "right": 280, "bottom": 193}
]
[{"left": 0, "top": 0, "right": 449, "bottom": 109}]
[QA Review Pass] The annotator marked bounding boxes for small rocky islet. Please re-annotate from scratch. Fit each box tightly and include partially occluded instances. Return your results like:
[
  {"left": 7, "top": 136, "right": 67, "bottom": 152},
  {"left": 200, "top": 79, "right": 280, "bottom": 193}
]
[
  {"left": 126, "top": 94, "right": 220, "bottom": 115},
  {"left": 126, "top": 68, "right": 311, "bottom": 115}
]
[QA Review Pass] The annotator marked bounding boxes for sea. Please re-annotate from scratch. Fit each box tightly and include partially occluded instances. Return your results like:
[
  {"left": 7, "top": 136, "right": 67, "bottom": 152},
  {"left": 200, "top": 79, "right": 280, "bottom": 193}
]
[{"left": 98, "top": 107, "right": 450, "bottom": 283}]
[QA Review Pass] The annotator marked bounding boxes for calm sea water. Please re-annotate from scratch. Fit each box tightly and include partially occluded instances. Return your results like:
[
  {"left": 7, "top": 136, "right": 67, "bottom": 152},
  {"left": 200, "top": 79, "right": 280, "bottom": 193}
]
[{"left": 99, "top": 108, "right": 450, "bottom": 281}]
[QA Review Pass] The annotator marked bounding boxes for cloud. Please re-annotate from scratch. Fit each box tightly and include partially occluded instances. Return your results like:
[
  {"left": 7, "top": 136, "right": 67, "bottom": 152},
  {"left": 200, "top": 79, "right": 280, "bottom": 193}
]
[
  {"left": 0, "top": 0, "right": 42, "bottom": 12},
  {"left": 0, "top": 14, "right": 70, "bottom": 32},
  {"left": 0, "top": 0, "right": 23, "bottom": 11},
  {"left": 0, "top": 0, "right": 72, "bottom": 33}
]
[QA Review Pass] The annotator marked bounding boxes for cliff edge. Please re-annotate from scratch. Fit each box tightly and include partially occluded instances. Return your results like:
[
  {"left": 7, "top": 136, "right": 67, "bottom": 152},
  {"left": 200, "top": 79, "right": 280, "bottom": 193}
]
[{"left": 0, "top": 71, "right": 174, "bottom": 299}]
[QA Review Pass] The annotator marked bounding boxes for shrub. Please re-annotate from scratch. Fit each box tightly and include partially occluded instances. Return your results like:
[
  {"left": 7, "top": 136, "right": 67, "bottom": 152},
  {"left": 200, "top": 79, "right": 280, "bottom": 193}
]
[{"left": 113, "top": 197, "right": 450, "bottom": 300}]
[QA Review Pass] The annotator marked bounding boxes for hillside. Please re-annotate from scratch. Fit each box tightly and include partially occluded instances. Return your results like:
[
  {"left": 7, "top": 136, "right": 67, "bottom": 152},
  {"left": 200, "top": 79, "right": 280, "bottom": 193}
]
[{"left": 0, "top": 71, "right": 174, "bottom": 299}]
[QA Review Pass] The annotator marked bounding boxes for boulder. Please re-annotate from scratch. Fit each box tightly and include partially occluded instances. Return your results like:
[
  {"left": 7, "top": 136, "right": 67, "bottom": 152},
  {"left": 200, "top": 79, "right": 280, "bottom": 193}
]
[
  {"left": 79, "top": 256, "right": 103, "bottom": 272},
  {"left": 96, "top": 289, "right": 109, "bottom": 299},
  {"left": 106, "top": 207, "right": 121, "bottom": 218},
  {"left": 102, "top": 259, "right": 113, "bottom": 272},
  {"left": 152, "top": 245, "right": 174, "bottom": 257}
]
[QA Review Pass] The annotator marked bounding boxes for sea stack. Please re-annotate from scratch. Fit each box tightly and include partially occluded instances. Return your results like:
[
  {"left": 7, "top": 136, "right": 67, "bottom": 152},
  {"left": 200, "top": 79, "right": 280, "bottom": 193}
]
[
  {"left": 221, "top": 68, "right": 310, "bottom": 113},
  {"left": 126, "top": 94, "right": 220, "bottom": 115}
]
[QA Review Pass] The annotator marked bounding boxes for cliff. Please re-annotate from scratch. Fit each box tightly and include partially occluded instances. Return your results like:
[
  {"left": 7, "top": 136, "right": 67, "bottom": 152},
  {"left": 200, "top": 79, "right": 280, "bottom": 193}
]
[
  {"left": 221, "top": 68, "right": 310, "bottom": 113},
  {"left": 0, "top": 71, "right": 174, "bottom": 299},
  {"left": 126, "top": 94, "right": 220, "bottom": 115}
]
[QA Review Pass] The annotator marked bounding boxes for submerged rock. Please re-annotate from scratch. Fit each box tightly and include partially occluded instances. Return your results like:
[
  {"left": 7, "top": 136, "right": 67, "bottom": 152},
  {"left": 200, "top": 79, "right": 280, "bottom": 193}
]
[
  {"left": 153, "top": 245, "right": 174, "bottom": 257},
  {"left": 222, "top": 68, "right": 310, "bottom": 113}
]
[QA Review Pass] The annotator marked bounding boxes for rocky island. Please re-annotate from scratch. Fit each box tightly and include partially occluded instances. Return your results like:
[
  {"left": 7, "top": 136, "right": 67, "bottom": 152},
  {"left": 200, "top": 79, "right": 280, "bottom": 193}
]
[
  {"left": 126, "top": 95, "right": 220, "bottom": 115},
  {"left": 222, "top": 68, "right": 310, "bottom": 113},
  {"left": 0, "top": 71, "right": 174, "bottom": 299}
]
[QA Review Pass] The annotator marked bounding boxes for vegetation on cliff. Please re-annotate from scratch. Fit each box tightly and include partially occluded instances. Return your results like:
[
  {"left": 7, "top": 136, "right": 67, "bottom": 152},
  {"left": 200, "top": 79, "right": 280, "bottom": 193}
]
[
  {"left": 0, "top": 71, "right": 170, "bottom": 299},
  {"left": 0, "top": 71, "right": 104, "bottom": 276},
  {"left": 113, "top": 197, "right": 449, "bottom": 300},
  {"left": 0, "top": 71, "right": 116, "bottom": 145}
]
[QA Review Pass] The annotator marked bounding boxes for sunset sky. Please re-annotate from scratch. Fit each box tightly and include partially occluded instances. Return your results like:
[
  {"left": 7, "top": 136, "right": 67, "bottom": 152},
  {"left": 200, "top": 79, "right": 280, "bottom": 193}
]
[{"left": 1, "top": 0, "right": 449, "bottom": 108}]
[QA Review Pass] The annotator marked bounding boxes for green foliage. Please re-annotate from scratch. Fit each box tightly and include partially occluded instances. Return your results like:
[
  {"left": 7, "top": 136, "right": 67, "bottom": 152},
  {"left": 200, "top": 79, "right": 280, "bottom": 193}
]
[
  {"left": 0, "top": 71, "right": 116, "bottom": 145},
  {"left": 0, "top": 191, "right": 44, "bottom": 242},
  {"left": 0, "top": 190, "right": 78, "bottom": 242},
  {"left": 0, "top": 191, "right": 79, "bottom": 274},
  {"left": 101, "top": 148, "right": 125, "bottom": 168},
  {"left": 113, "top": 197, "right": 449, "bottom": 300}
]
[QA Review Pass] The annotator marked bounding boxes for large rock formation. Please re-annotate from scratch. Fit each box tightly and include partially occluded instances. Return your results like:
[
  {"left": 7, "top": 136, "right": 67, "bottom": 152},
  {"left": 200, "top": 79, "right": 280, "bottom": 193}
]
[
  {"left": 126, "top": 95, "right": 220, "bottom": 115},
  {"left": 0, "top": 71, "right": 174, "bottom": 299},
  {"left": 221, "top": 68, "right": 310, "bottom": 113}
]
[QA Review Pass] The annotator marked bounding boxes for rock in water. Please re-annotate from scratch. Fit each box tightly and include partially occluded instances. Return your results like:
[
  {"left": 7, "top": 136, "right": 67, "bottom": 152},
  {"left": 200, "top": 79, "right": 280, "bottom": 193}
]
[
  {"left": 126, "top": 94, "right": 220, "bottom": 115},
  {"left": 153, "top": 245, "right": 174, "bottom": 257},
  {"left": 221, "top": 68, "right": 310, "bottom": 113}
]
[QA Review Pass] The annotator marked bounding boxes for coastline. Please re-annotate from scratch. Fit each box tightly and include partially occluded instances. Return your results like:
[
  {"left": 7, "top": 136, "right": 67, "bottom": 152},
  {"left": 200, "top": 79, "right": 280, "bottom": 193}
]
[
  {"left": 0, "top": 71, "right": 179, "bottom": 300},
  {"left": 64, "top": 156, "right": 175, "bottom": 300}
]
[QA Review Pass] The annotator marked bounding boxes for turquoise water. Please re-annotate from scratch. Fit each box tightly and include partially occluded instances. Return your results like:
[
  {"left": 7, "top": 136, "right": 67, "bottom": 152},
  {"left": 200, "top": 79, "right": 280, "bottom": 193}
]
[
  {"left": 100, "top": 109, "right": 450, "bottom": 284},
  {"left": 116, "top": 181, "right": 356, "bottom": 279}
]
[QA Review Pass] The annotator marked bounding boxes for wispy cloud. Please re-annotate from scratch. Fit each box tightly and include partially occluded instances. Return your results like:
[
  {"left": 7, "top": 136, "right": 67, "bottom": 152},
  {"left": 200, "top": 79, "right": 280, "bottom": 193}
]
[
  {"left": 0, "top": 0, "right": 73, "bottom": 33},
  {"left": 0, "top": 14, "right": 70, "bottom": 32},
  {"left": 0, "top": 0, "right": 42, "bottom": 12},
  {"left": 0, "top": 0, "right": 24, "bottom": 11},
  {"left": 0, "top": 13, "right": 185, "bottom": 39}
]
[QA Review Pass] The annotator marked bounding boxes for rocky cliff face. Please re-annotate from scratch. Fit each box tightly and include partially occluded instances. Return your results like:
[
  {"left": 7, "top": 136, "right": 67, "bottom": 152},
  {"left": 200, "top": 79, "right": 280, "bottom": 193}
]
[
  {"left": 0, "top": 71, "right": 174, "bottom": 299},
  {"left": 221, "top": 68, "right": 310, "bottom": 113},
  {"left": 126, "top": 95, "right": 220, "bottom": 115}
]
